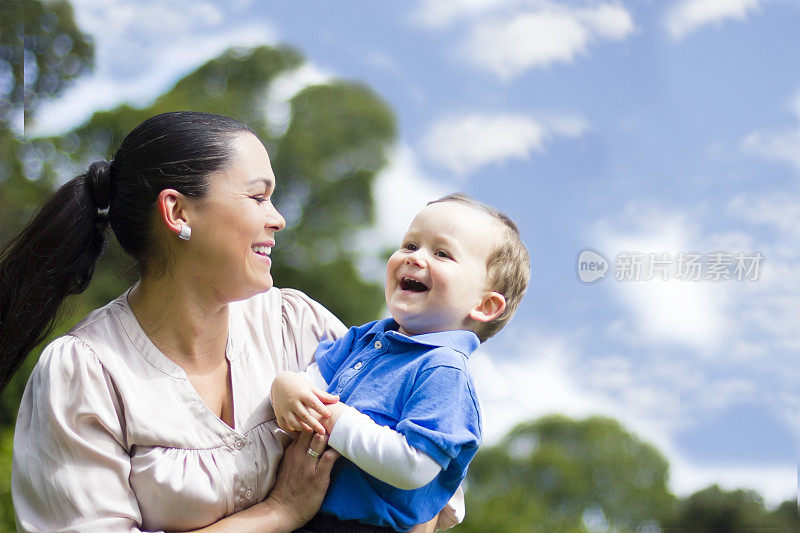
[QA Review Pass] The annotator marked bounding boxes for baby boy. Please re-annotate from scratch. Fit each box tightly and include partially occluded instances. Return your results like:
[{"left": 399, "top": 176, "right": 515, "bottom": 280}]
[{"left": 271, "top": 193, "right": 531, "bottom": 532}]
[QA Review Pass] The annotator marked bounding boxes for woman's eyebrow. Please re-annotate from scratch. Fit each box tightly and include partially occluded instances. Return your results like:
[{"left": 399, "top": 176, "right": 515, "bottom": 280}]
[{"left": 246, "top": 177, "right": 274, "bottom": 189}]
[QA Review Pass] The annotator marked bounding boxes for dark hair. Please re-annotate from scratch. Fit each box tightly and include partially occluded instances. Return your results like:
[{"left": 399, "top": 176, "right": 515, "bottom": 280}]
[
  {"left": 0, "top": 111, "right": 253, "bottom": 390},
  {"left": 427, "top": 193, "right": 531, "bottom": 342}
]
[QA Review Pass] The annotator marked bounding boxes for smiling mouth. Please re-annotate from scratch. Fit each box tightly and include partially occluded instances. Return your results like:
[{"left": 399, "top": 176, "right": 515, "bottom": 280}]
[
  {"left": 252, "top": 245, "right": 272, "bottom": 257},
  {"left": 400, "top": 277, "right": 429, "bottom": 292}
]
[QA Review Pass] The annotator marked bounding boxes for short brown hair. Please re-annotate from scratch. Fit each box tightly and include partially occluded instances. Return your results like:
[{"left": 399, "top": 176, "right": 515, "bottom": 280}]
[{"left": 428, "top": 193, "right": 531, "bottom": 342}]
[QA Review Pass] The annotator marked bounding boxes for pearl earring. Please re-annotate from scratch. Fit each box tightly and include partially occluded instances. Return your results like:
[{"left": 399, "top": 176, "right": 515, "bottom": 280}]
[{"left": 178, "top": 225, "right": 192, "bottom": 240}]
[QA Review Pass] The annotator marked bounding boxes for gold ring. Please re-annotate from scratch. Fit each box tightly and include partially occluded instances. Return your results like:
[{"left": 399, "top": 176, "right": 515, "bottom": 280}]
[{"left": 307, "top": 448, "right": 321, "bottom": 458}]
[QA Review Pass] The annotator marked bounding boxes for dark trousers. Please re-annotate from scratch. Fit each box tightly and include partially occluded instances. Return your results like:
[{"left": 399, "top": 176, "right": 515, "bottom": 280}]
[{"left": 295, "top": 513, "right": 397, "bottom": 533}]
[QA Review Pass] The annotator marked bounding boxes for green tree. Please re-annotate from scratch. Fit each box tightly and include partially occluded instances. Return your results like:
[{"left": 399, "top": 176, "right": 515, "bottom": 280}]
[
  {"left": 663, "top": 484, "right": 798, "bottom": 531},
  {"left": 0, "top": 3, "right": 94, "bottom": 529},
  {"left": 0, "top": 0, "right": 94, "bottom": 240},
  {"left": 0, "top": 0, "right": 93, "bottom": 127},
  {"left": 769, "top": 500, "right": 800, "bottom": 530},
  {"left": 458, "top": 415, "right": 675, "bottom": 532}
]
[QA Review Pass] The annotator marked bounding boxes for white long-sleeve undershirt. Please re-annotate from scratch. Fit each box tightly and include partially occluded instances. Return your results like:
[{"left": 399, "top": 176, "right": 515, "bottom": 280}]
[{"left": 303, "top": 363, "right": 442, "bottom": 490}]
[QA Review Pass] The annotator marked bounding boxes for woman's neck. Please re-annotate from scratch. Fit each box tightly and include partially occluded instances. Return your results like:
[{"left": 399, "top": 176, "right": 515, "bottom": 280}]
[{"left": 127, "top": 273, "right": 230, "bottom": 371}]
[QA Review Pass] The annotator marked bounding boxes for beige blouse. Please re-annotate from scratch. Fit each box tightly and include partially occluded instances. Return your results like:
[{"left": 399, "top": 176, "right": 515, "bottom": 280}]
[{"left": 12, "top": 288, "right": 347, "bottom": 533}]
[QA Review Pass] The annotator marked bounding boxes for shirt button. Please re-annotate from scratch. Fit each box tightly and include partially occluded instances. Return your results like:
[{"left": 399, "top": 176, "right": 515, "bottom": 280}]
[
  {"left": 374, "top": 340, "right": 382, "bottom": 349},
  {"left": 244, "top": 489, "right": 253, "bottom": 499},
  {"left": 353, "top": 361, "right": 363, "bottom": 370},
  {"left": 234, "top": 438, "right": 245, "bottom": 450}
]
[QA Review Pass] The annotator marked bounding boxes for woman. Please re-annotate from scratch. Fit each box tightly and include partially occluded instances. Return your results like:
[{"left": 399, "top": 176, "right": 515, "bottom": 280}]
[{"left": 2, "top": 112, "right": 347, "bottom": 532}]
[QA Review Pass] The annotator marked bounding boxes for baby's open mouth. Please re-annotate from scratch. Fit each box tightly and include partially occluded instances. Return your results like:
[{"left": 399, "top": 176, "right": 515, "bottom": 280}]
[{"left": 400, "top": 277, "right": 429, "bottom": 292}]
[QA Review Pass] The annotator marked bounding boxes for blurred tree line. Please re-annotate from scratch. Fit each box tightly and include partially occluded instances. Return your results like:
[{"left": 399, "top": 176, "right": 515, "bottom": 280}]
[
  {"left": 461, "top": 416, "right": 797, "bottom": 532},
  {"left": 0, "top": 1, "right": 796, "bottom": 531}
]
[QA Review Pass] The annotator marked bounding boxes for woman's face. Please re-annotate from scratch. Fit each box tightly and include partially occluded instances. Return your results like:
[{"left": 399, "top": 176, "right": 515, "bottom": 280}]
[{"left": 184, "top": 132, "right": 286, "bottom": 303}]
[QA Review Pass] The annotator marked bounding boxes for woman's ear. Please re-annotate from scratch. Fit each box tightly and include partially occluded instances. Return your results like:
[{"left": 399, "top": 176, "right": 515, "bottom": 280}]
[
  {"left": 156, "top": 189, "right": 190, "bottom": 237},
  {"left": 469, "top": 292, "right": 506, "bottom": 323}
]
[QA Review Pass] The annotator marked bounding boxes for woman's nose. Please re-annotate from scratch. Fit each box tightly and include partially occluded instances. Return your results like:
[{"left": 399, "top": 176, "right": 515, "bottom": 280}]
[{"left": 266, "top": 203, "right": 286, "bottom": 232}]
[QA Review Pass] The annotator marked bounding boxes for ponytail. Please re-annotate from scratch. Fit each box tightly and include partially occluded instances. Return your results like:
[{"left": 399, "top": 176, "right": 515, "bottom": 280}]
[{"left": 0, "top": 161, "right": 111, "bottom": 390}]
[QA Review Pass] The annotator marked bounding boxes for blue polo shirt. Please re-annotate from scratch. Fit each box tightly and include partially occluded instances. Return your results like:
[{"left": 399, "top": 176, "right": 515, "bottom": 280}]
[{"left": 316, "top": 318, "right": 482, "bottom": 531}]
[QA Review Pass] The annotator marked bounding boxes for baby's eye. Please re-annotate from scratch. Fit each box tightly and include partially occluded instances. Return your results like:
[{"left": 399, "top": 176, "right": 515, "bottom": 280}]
[
  {"left": 435, "top": 250, "right": 452, "bottom": 259},
  {"left": 250, "top": 195, "right": 267, "bottom": 204},
  {"left": 403, "top": 242, "right": 419, "bottom": 251}
]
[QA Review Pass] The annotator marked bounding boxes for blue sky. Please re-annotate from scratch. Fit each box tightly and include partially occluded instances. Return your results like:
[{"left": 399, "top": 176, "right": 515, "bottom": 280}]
[{"left": 31, "top": 0, "right": 800, "bottom": 506}]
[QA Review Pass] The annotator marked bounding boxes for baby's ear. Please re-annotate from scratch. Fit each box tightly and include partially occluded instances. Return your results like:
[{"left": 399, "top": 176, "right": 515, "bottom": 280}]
[{"left": 469, "top": 292, "right": 506, "bottom": 323}]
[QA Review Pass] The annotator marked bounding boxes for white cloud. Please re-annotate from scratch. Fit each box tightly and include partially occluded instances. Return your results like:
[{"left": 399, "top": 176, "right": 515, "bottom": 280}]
[
  {"left": 355, "top": 144, "right": 450, "bottom": 281},
  {"left": 72, "top": 0, "right": 225, "bottom": 39},
  {"left": 472, "top": 326, "right": 798, "bottom": 505},
  {"left": 470, "top": 332, "right": 795, "bottom": 505},
  {"left": 262, "top": 64, "right": 332, "bottom": 137},
  {"left": 370, "top": 144, "right": 450, "bottom": 246},
  {"left": 742, "top": 128, "right": 800, "bottom": 170},
  {"left": 28, "top": 1, "right": 278, "bottom": 136},
  {"left": 731, "top": 95, "right": 800, "bottom": 360},
  {"left": 729, "top": 192, "right": 800, "bottom": 238},
  {"left": 412, "top": 1, "right": 634, "bottom": 80},
  {"left": 465, "top": 12, "right": 590, "bottom": 79},
  {"left": 741, "top": 89, "right": 800, "bottom": 171},
  {"left": 466, "top": 4, "right": 634, "bottom": 80},
  {"left": 583, "top": 2, "right": 638, "bottom": 40},
  {"left": 670, "top": 458, "right": 795, "bottom": 507},
  {"left": 723, "top": 192, "right": 800, "bottom": 352},
  {"left": 470, "top": 334, "right": 619, "bottom": 445},
  {"left": 595, "top": 195, "right": 799, "bottom": 360},
  {"left": 595, "top": 204, "right": 733, "bottom": 352},
  {"left": 422, "top": 113, "right": 588, "bottom": 176},
  {"left": 412, "top": 0, "right": 514, "bottom": 28},
  {"left": 665, "top": 0, "right": 764, "bottom": 41}
]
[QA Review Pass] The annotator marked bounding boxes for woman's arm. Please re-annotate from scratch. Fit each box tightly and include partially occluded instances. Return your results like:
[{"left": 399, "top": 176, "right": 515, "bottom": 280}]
[{"left": 13, "top": 337, "right": 151, "bottom": 533}]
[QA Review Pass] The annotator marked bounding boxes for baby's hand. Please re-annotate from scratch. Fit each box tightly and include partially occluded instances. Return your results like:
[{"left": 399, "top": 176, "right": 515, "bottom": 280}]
[{"left": 271, "top": 371, "right": 339, "bottom": 435}]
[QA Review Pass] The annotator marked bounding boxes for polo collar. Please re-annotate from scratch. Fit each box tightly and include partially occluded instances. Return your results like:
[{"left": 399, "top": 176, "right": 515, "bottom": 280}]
[{"left": 365, "top": 317, "right": 480, "bottom": 357}]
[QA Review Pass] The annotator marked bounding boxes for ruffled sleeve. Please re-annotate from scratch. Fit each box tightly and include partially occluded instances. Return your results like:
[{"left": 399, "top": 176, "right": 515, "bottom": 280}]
[
  {"left": 278, "top": 288, "right": 348, "bottom": 372},
  {"left": 12, "top": 335, "right": 157, "bottom": 533}
]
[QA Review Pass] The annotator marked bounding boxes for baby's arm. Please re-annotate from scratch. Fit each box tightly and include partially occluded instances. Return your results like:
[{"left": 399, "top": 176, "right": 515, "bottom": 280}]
[
  {"left": 271, "top": 369, "right": 339, "bottom": 435},
  {"left": 322, "top": 402, "right": 442, "bottom": 490},
  {"left": 294, "top": 362, "right": 442, "bottom": 489}
]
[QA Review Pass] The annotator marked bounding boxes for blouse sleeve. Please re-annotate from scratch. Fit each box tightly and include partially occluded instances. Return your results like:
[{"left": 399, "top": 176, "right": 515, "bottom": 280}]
[
  {"left": 278, "top": 288, "right": 348, "bottom": 372},
  {"left": 12, "top": 336, "right": 158, "bottom": 533}
]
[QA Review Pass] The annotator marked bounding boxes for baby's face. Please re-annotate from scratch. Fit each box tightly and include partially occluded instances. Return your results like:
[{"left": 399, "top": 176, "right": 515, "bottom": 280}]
[{"left": 385, "top": 201, "right": 501, "bottom": 337}]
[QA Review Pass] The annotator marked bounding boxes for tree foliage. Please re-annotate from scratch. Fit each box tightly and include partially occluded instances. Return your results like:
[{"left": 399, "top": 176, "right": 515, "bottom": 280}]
[
  {"left": 0, "top": 0, "right": 94, "bottom": 242},
  {"left": 662, "top": 484, "right": 798, "bottom": 531},
  {"left": 458, "top": 415, "right": 798, "bottom": 531},
  {"left": 460, "top": 415, "right": 675, "bottom": 532},
  {"left": 0, "top": 0, "right": 94, "bottom": 126}
]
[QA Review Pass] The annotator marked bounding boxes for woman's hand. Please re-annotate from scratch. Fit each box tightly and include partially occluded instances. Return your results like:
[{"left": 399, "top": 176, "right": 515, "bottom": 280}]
[{"left": 264, "top": 429, "right": 340, "bottom": 529}]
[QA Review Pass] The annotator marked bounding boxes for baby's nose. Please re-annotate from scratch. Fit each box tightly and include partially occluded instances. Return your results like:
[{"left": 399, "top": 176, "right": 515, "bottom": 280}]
[{"left": 405, "top": 251, "right": 427, "bottom": 267}]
